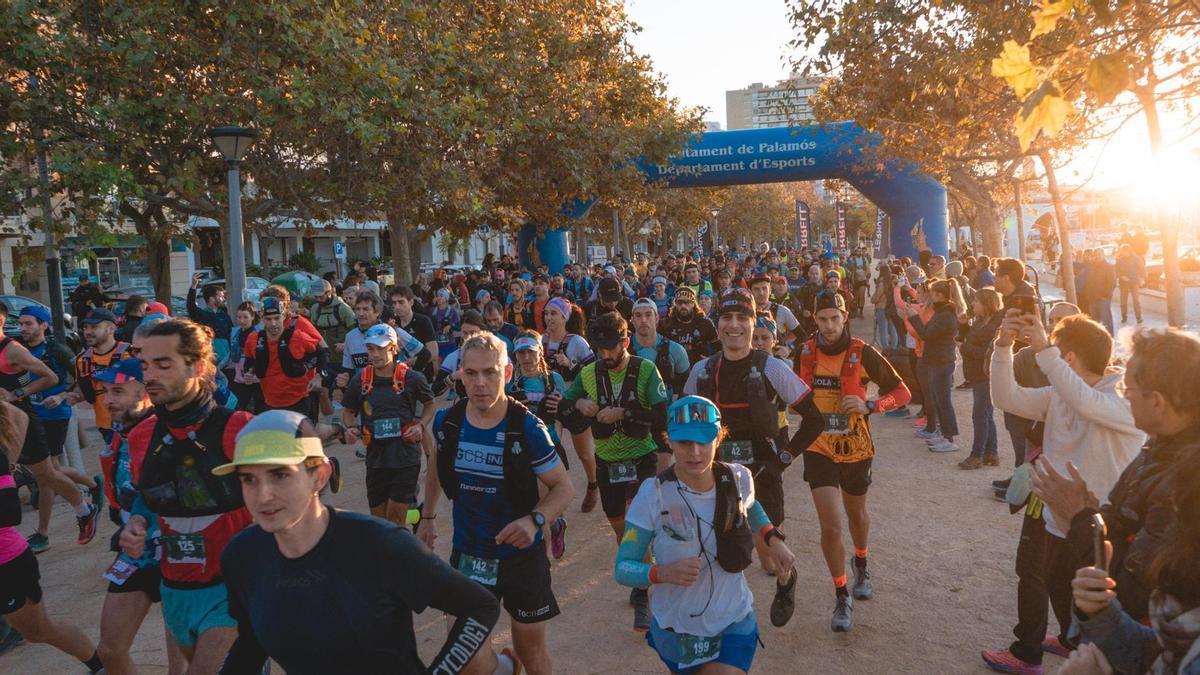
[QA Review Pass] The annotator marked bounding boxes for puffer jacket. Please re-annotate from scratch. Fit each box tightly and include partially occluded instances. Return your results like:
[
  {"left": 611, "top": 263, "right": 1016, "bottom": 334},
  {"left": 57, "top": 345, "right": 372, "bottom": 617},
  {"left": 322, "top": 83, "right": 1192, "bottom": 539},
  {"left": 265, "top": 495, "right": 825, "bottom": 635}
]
[
  {"left": 908, "top": 302, "right": 959, "bottom": 366},
  {"left": 959, "top": 313, "right": 1002, "bottom": 383}
]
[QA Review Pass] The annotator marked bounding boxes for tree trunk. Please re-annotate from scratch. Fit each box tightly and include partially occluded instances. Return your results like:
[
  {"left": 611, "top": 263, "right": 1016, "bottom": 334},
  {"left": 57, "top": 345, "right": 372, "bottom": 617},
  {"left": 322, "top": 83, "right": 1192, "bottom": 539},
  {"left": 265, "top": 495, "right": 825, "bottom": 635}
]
[
  {"left": 1135, "top": 86, "right": 1183, "bottom": 326},
  {"left": 387, "top": 211, "right": 414, "bottom": 286},
  {"left": 1013, "top": 181, "right": 1026, "bottom": 260},
  {"left": 1037, "top": 150, "right": 1076, "bottom": 305},
  {"left": 122, "top": 201, "right": 173, "bottom": 303}
]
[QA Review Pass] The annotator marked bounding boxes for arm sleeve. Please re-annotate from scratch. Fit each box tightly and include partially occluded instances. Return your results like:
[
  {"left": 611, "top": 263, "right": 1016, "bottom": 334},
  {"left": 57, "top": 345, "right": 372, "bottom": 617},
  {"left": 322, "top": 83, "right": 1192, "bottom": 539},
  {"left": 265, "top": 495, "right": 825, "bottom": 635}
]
[
  {"left": 787, "top": 393, "right": 825, "bottom": 456},
  {"left": 861, "top": 346, "right": 911, "bottom": 412},
  {"left": 748, "top": 500, "right": 772, "bottom": 533},
  {"left": 614, "top": 523, "right": 655, "bottom": 588},
  {"left": 990, "top": 345, "right": 1051, "bottom": 422},
  {"left": 1035, "top": 348, "right": 1141, "bottom": 434}
]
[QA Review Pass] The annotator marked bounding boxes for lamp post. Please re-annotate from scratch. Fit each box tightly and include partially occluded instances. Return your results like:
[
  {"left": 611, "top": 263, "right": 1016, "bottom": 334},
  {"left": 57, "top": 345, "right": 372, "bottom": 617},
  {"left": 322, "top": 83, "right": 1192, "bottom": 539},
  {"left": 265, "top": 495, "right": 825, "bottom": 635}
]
[
  {"left": 207, "top": 126, "right": 257, "bottom": 320},
  {"left": 710, "top": 207, "right": 722, "bottom": 250}
]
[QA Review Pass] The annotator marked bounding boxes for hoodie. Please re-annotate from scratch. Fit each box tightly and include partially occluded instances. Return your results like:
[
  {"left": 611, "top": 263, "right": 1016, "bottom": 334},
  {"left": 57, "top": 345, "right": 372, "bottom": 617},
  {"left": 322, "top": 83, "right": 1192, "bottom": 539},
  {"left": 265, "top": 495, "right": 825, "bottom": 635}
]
[{"left": 990, "top": 345, "right": 1145, "bottom": 537}]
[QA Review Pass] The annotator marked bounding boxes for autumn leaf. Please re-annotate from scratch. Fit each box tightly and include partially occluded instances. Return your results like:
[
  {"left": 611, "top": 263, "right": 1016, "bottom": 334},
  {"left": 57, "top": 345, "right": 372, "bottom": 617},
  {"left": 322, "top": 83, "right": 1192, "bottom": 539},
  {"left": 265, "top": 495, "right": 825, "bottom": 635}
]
[
  {"left": 1015, "top": 80, "right": 1074, "bottom": 150},
  {"left": 991, "top": 40, "right": 1039, "bottom": 97},
  {"left": 1031, "top": 0, "right": 1073, "bottom": 38},
  {"left": 1086, "top": 52, "right": 1130, "bottom": 104}
]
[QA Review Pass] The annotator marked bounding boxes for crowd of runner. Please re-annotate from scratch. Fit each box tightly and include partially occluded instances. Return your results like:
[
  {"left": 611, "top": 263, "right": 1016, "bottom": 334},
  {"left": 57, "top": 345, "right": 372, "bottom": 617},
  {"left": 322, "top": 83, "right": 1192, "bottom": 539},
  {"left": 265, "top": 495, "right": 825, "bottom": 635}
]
[{"left": 0, "top": 241, "right": 1196, "bottom": 674}]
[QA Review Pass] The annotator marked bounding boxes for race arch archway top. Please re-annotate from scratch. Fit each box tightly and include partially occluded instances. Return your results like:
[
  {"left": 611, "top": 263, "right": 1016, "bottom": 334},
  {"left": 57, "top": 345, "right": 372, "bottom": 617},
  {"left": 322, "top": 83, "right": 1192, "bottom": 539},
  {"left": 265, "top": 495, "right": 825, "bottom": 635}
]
[{"left": 517, "top": 121, "right": 949, "bottom": 271}]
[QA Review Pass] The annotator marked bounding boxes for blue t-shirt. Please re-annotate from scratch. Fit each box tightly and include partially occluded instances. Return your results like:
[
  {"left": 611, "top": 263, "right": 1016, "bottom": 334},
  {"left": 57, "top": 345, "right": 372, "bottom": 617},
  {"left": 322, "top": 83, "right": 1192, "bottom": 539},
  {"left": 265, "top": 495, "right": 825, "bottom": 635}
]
[
  {"left": 27, "top": 341, "right": 72, "bottom": 421},
  {"left": 507, "top": 371, "right": 568, "bottom": 444},
  {"left": 433, "top": 407, "right": 560, "bottom": 560},
  {"left": 630, "top": 335, "right": 690, "bottom": 398}
]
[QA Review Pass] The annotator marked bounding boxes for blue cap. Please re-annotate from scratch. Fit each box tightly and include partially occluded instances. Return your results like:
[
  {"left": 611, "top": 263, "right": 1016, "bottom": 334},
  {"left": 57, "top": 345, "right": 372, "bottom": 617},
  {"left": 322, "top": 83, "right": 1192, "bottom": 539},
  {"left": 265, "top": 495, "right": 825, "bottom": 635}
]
[
  {"left": 363, "top": 323, "right": 398, "bottom": 347},
  {"left": 667, "top": 395, "right": 722, "bottom": 444},
  {"left": 82, "top": 308, "right": 118, "bottom": 325},
  {"left": 93, "top": 358, "right": 144, "bottom": 384},
  {"left": 262, "top": 297, "right": 283, "bottom": 316},
  {"left": 18, "top": 305, "right": 51, "bottom": 324}
]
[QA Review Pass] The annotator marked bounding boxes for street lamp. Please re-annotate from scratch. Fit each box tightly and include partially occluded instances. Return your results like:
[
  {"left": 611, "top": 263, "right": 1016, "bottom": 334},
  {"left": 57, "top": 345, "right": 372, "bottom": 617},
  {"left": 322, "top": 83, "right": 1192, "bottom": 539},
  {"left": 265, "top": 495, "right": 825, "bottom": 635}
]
[
  {"left": 710, "top": 207, "right": 722, "bottom": 250},
  {"left": 207, "top": 126, "right": 257, "bottom": 320}
]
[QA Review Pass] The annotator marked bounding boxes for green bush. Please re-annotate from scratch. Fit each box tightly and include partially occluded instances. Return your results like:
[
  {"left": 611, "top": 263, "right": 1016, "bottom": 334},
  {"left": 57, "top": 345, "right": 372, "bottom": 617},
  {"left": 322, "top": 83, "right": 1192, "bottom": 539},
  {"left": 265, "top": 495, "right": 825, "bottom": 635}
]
[
  {"left": 246, "top": 263, "right": 265, "bottom": 278},
  {"left": 288, "top": 250, "right": 321, "bottom": 273}
]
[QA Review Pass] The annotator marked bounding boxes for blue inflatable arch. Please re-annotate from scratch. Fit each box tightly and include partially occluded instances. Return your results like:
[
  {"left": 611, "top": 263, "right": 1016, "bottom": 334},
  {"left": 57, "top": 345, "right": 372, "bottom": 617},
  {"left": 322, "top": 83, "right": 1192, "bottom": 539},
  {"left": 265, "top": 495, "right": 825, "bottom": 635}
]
[{"left": 517, "top": 122, "right": 948, "bottom": 270}]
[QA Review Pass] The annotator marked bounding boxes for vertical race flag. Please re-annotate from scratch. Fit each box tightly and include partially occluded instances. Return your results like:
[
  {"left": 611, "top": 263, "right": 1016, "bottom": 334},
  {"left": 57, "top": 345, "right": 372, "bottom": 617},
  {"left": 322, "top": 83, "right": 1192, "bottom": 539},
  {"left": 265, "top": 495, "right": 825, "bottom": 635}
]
[
  {"left": 795, "top": 200, "right": 810, "bottom": 249},
  {"left": 836, "top": 201, "right": 847, "bottom": 249},
  {"left": 875, "top": 208, "right": 885, "bottom": 255}
]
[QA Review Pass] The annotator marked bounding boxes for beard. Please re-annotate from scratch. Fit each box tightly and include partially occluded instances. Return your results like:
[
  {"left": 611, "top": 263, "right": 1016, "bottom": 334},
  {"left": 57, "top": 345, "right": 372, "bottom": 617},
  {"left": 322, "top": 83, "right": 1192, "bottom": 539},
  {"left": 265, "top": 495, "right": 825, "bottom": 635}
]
[{"left": 146, "top": 377, "right": 192, "bottom": 408}]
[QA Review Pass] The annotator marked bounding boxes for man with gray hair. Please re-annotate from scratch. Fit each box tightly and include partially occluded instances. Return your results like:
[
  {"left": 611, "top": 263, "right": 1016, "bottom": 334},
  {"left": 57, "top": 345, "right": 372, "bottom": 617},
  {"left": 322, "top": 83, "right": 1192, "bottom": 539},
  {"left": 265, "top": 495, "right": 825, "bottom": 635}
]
[{"left": 425, "top": 333, "right": 574, "bottom": 675}]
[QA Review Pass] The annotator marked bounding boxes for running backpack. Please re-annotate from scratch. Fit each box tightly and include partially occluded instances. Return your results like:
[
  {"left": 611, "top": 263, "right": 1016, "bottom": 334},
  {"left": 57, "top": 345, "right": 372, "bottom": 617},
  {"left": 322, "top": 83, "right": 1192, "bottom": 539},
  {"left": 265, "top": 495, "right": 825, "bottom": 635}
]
[
  {"left": 655, "top": 462, "right": 752, "bottom": 573},
  {"left": 435, "top": 399, "right": 540, "bottom": 514}
]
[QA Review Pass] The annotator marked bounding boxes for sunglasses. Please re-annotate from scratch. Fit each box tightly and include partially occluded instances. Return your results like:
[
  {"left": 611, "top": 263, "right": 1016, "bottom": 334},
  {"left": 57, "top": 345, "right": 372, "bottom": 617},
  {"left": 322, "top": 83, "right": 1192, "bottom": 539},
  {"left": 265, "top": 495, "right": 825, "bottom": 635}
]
[{"left": 670, "top": 401, "right": 720, "bottom": 426}]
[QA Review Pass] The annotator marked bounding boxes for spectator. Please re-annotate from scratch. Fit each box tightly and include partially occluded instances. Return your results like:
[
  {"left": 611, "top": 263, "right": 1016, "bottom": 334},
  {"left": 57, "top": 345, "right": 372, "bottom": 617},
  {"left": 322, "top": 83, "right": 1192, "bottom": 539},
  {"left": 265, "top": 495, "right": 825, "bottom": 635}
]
[
  {"left": 1084, "top": 249, "right": 1117, "bottom": 335},
  {"left": 903, "top": 278, "right": 967, "bottom": 452},
  {"left": 975, "top": 255, "right": 995, "bottom": 289},
  {"left": 116, "top": 295, "right": 148, "bottom": 344},
  {"left": 957, "top": 288, "right": 1004, "bottom": 469},
  {"left": 1115, "top": 244, "right": 1145, "bottom": 325},
  {"left": 983, "top": 312, "right": 1145, "bottom": 674},
  {"left": 67, "top": 271, "right": 105, "bottom": 327}
]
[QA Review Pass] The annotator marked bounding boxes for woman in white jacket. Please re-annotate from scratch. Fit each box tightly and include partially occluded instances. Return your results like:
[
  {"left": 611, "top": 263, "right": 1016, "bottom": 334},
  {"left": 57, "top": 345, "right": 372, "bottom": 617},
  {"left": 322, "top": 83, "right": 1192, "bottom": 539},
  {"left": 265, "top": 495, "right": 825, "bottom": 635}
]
[{"left": 982, "top": 310, "right": 1145, "bottom": 674}]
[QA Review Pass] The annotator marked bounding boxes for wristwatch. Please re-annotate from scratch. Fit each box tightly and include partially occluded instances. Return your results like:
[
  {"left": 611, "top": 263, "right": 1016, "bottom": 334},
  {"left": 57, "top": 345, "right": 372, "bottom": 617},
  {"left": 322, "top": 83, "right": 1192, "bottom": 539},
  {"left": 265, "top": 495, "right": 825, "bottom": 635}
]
[
  {"left": 12, "top": 388, "right": 24, "bottom": 400},
  {"left": 865, "top": 400, "right": 877, "bottom": 414},
  {"left": 529, "top": 511, "right": 546, "bottom": 528}
]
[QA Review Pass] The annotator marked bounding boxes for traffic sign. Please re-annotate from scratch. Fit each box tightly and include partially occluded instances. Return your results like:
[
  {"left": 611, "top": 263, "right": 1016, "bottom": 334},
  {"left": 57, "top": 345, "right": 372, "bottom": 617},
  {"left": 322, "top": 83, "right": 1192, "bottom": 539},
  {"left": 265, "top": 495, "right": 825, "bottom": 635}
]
[
  {"left": 334, "top": 241, "right": 346, "bottom": 259},
  {"left": 478, "top": 223, "right": 491, "bottom": 235}
]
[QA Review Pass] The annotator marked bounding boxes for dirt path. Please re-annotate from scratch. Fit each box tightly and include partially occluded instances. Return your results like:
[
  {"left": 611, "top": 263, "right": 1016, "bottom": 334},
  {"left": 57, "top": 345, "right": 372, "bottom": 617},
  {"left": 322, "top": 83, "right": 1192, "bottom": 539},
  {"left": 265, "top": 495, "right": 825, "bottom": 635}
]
[{"left": 5, "top": 315, "right": 1068, "bottom": 674}]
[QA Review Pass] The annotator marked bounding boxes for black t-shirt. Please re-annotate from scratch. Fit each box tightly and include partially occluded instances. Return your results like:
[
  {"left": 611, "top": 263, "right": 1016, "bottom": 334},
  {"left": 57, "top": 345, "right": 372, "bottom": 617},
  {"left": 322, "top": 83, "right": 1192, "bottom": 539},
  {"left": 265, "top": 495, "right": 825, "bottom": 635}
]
[
  {"left": 662, "top": 313, "right": 718, "bottom": 364},
  {"left": 398, "top": 313, "right": 436, "bottom": 347},
  {"left": 222, "top": 509, "right": 499, "bottom": 675},
  {"left": 342, "top": 368, "right": 433, "bottom": 469}
]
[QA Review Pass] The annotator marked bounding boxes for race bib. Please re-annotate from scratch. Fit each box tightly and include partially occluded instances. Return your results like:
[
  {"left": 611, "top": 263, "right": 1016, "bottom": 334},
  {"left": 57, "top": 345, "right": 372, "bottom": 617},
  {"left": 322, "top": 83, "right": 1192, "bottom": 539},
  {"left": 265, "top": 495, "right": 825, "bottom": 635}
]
[
  {"left": 351, "top": 352, "right": 369, "bottom": 368},
  {"left": 163, "top": 533, "right": 206, "bottom": 566},
  {"left": 823, "top": 413, "right": 851, "bottom": 435},
  {"left": 719, "top": 439, "right": 754, "bottom": 465},
  {"left": 373, "top": 417, "right": 403, "bottom": 440},
  {"left": 609, "top": 459, "right": 639, "bottom": 484},
  {"left": 457, "top": 554, "right": 499, "bottom": 586},
  {"left": 676, "top": 633, "right": 721, "bottom": 669},
  {"left": 103, "top": 556, "right": 139, "bottom": 585}
]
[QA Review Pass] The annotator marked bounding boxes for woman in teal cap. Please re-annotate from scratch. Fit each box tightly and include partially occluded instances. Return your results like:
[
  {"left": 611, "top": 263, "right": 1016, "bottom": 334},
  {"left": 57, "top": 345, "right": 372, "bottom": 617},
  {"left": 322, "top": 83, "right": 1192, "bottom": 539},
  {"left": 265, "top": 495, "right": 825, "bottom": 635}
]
[{"left": 614, "top": 395, "right": 796, "bottom": 674}]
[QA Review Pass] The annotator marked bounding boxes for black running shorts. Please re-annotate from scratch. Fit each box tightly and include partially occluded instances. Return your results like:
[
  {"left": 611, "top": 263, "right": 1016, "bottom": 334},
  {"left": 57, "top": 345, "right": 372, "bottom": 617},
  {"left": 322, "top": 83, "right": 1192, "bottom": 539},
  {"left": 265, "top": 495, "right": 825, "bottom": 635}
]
[
  {"left": 0, "top": 548, "right": 42, "bottom": 614},
  {"left": 452, "top": 546, "right": 560, "bottom": 624},
  {"left": 596, "top": 453, "right": 657, "bottom": 519},
  {"left": 802, "top": 451, "right": 872, "bottom": 496},
  {"left": 107, "top": 564, "right": 163, "bottom": 603},
  {"left": 365, "top": 465, "right": 420, "bottom": 509}
]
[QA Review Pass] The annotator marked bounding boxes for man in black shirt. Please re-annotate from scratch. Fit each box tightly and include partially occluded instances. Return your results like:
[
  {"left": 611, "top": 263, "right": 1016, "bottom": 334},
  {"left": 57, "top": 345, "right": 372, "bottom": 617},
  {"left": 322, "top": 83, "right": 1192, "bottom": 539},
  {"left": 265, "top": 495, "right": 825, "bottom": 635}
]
[
  {"left": 389, "top": 286, "right": 438, "bottom": 378},
  {"left": 217, "top": 410, "right": 512, "bottom": 675},
  {"left": 585, "top": 278, "right": 633, "bottom": 337},
  {"left": 661, "top": 286, "right": 717, "bottom": 366}
]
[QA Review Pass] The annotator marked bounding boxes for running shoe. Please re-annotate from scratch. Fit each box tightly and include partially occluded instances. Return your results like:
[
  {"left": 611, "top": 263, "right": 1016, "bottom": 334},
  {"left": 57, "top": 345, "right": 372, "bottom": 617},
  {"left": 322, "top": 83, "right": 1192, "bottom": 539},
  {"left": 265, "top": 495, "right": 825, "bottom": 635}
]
[
  {"left": 92, "top": 474, "right": 105, "bottom": 514},
  {"left": 0, "top": 619, "right": 24, "bottom": 656},
  {"left": 1041, "top": 635, "right": 1072, "bottom": 658},
  {"left": 993, "top": 477, "right": 1012, "bottom": 490},
  {"left": 632, "top": 589, "right": 650, "bottom": 632},
  {"left": 500, "top": 647, "right": 523, "bottom": 675},
  {"left": 77, "top": 504, "right": 100, "bottom": 545},
  {"left": 883, "top": 407, "right": 909, "bottom": 419},
  {"left": 983, "top": 454, "right": 1000, "bottom": 466},
  {"left": 355, "top": 447, "right": 367, "bottom": 459},
  {"left": 831, "top": 594, "right": 853, "bottom": 632},
  {"left": 549, "top": 517, "right": 567, "bottom": 560},
  {"left": 928, "top": 438, "right": 960, "bottom": 453},
  {"left": 981, "top": 649, "right": 1042, "bottom": 674},
  {"left": 851, "top": 564, "right": 873, "bottom": 600},
  {"left": 26, "top": 532, "right": 49, "bottom": 554},
  {"left": 958, "top": 456, "right": 983, "bottom": 470},
  {"left": 328, "top": 456, "right": 343, "bottom": 494},
  {"left": 769, "top": 566, "right": 797, "bottom": 627},
  {"left": 581, "top": 484, "right": 599, "bottom": 513},
  {"left": 914, "top": 429, "right": 939, "bottom": 441}
]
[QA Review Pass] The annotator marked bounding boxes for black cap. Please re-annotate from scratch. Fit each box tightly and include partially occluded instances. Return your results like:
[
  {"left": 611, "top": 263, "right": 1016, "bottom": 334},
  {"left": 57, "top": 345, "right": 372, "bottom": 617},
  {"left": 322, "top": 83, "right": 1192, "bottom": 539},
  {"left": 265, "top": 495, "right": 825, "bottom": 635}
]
[
  {"left": 532, "top": 274, "right": 549, "bottom": 283},
  {"left": 591, "top": 316, "right": 628, "bottom": 349},
  {"left": 598, "top": 277, "right": 622, "bottom": 301},
  {"left": 748, "top": 273, "right": 771, "bottom": 287},
  {"left": 717, "top": 288, "right": 756, "bottom": 317},
  {"left": 813, "top": 289, "right": 847, "bottom": 314},
  {"left": 82, "top": 308, "right": 118, "bottom": 325}
]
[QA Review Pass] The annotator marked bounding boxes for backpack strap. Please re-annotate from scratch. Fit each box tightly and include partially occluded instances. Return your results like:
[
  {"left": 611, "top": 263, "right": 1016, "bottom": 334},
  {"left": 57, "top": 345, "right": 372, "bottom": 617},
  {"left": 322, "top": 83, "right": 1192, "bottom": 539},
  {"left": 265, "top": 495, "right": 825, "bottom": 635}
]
[
  {"left": 502, "top": 398, "right": 539, "bottom": 515},
  {"left": 436, "top": 399, "right": 470, "bottom": 501}
]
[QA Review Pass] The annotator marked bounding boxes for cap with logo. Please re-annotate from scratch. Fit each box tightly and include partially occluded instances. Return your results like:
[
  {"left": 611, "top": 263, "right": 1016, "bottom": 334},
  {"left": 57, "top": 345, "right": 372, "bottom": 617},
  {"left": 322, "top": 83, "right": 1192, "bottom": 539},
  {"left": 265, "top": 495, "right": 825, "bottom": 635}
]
[
  {"left": 93, "top": 358, "right": 144, "bottom": 385},
  {"left": 667, "top": 395, "right": 722, "bottom": 444},
  {"left": 813, "top": 289, "right": 847, "bottom": 314},
  {"left": 717, "top": 288, "right": 756, "bottom": 317},
  {"left": 82, "top": 308, "right": 118, "bottom": 325},
  {"left": 363, "top": 323, "right": 398, "bottom": 348},
  {"left": 212, "top": 410, "right": 326, "bottom": 476},
  {"left": 590, "top": 318, "right": 628, "bottom": 350},
  {"left": 262, "top": 296, "right": 283, "bottom": 317},
  {"left": 598, "top": 277, "right": 622, "bottom": 301}
]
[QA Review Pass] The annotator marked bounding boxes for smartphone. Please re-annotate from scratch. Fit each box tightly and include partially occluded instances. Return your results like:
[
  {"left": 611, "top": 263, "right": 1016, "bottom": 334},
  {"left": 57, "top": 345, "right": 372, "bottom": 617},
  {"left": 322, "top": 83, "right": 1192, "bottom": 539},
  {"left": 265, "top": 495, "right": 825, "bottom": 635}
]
[
  {"left": 1009, "top": 294, "right": 1038, "bottom": 316},
  {"left": 1091, "top": 513, "right": 1108, "bottom": 572}
]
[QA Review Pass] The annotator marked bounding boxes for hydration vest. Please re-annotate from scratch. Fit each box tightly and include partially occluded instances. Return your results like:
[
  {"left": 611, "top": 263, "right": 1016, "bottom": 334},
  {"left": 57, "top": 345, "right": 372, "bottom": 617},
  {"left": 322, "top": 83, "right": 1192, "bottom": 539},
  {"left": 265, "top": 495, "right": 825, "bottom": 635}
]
[
  {"left": 510, "top": 372, "right": 557, "bottom": 430},
  {"left": 695, "top": 349, "right": 782, "bottom": 441},
  {"left": 358, "top": 362, "right": 410, "bottom": 446},
  {"left": 795, "top": 337, "right": 868, "bottom": 400},
  {"left": 77, "top": 341, "right": 132, "bottom": 404},
  {"left": 542, "top": 333, "right": 586, "bottom": 379},
  {"left": 584, "top": 356, "right": 651, "bottom": 441},
  {"left": 656, "top": 462, "right": 752, "bottom": 573},
  {"left": 628, "top": 336, "right": 673, "bottom": 387},
  {"left": 252, "top": 319, "right": 310, "bottom": 379},
  {"left": 435, "top": 399, "right": 539, "bottom": 514},
  {"left": 137, "top": 406, "right": 244, "bottom": 518}
]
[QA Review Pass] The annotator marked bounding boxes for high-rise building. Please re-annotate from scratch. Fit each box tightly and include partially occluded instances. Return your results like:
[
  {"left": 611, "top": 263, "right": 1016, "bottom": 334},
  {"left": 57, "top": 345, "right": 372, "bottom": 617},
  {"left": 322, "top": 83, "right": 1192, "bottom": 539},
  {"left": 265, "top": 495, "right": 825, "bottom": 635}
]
[{"left": 725, "top": 77, "right": 822, "bottom": 130}]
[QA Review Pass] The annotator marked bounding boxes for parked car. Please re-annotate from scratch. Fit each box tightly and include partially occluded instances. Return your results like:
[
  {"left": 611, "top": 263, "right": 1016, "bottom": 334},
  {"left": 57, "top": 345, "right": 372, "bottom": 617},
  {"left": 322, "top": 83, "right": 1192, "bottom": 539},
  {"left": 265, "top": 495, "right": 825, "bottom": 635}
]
[
  {"left": 1145, "top": 246, "right": 1200, "bottom": 290},
  {"left": 0, "top": 295, "right": 83, "bottom": 352},
  {"left": 202, "top": 276, "right": 269, "bottom": 302},
  {"left": 104, "top": 287, "right": 188, "bottom": 318}
]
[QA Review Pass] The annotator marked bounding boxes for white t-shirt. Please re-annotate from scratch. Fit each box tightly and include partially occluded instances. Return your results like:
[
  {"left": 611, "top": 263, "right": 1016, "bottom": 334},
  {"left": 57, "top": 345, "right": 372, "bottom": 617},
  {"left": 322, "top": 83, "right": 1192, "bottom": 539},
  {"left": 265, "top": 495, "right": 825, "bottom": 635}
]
[
  {"left": 625, "top": 464, "right": 756, "bottom": 637},
  {"left": 342, "top": 323, "right": 424, "bottom": 373}
]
